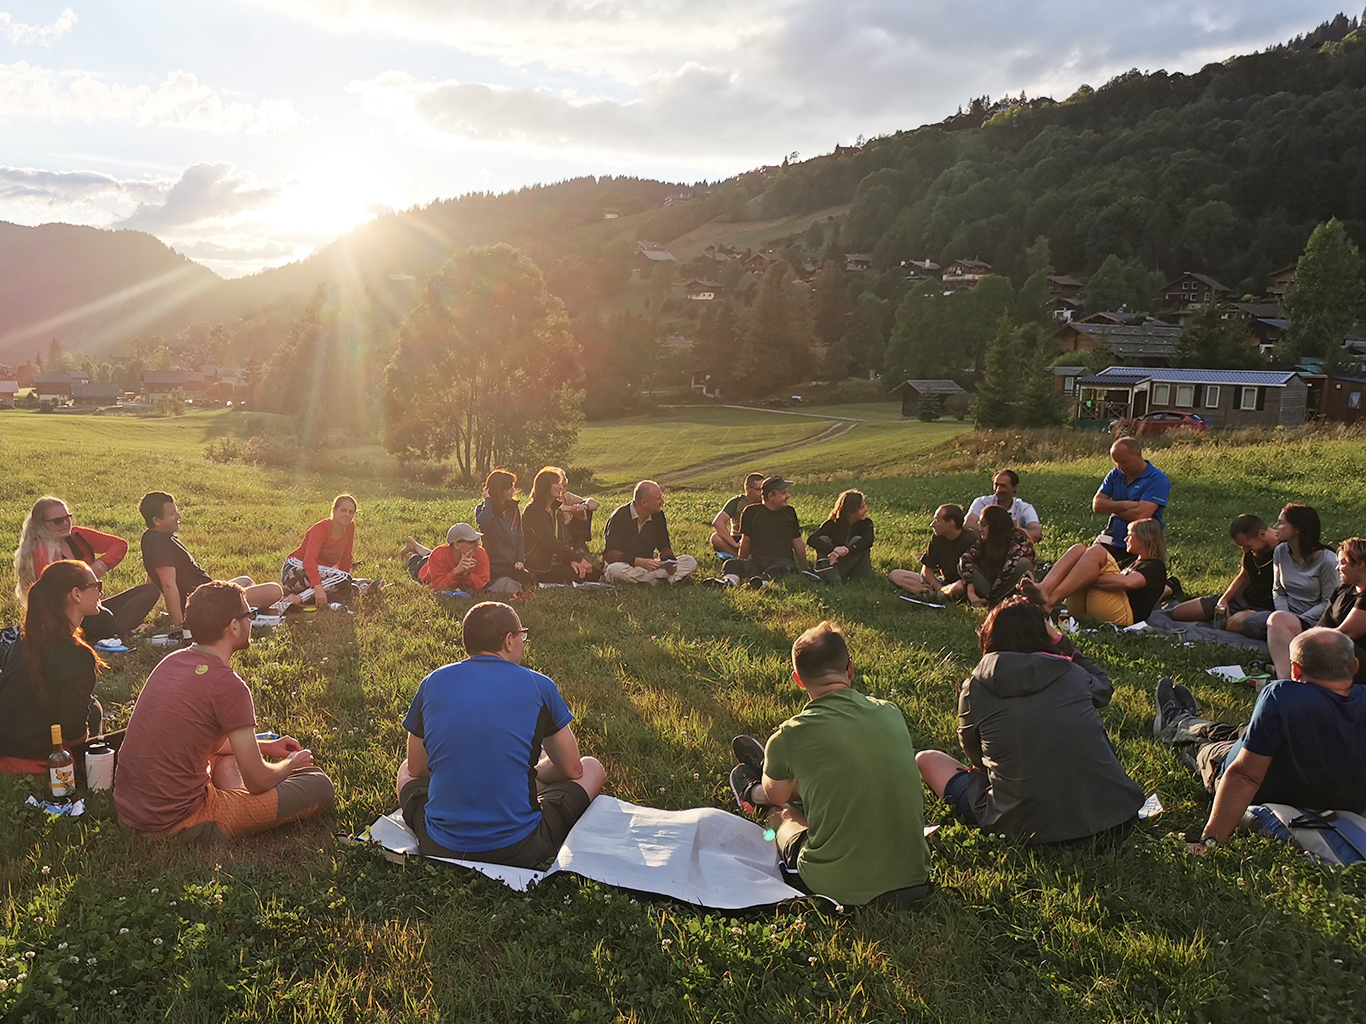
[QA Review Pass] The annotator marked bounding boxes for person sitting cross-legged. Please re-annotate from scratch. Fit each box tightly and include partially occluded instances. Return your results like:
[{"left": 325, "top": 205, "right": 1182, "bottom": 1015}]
[
  {"left": 1168, "top": 513, "right": 1277, "bottom": 636},
  {"left": 114, "top": 581, "right": 335, "bottom": 840},
  {"left": 957, "top": 505, "right": 1036, "bottom": 609},
  {"left": 1154, "top": 628, "right": 1366, "bottom": 854},
  {"left": 710, "top": 472, "right": 765, "bottom": 558},
  {"left": 728, "top": 620, "right": 932, "bottom": 906},
  {"left": 1268, "top": 537, "right": 1366, "bottom": 685},
  {"left": 964, "top": 468, "right": 1043, "bottom": 545},
  {"left": 523, "top": 467, "right": 599, "bottom": 584},
  {"left": 916, "top": 598, "right": 1144, "bottom": 845},
  {"left": 601, "top": 481, "right": 698, "bottom": 586},
  {"left": 1022, "top": 519, "right": 1167, "bottom": 626},
  {"left": 888, "top": 504, "right": 977, "bottom": 601},
  {"left": 395, "top": 601, "right": 607, "bottom": 866},
  {"left": 713, "top": 476, "right": 808, "bottom": 588},
  {"left": 401, "top": 523, "right": 491, "bottom": 594},
  {"left": 804, "top": 489, "right": 875, "bottom": 586},
  {"left": 474, "top": 470, "right": 534, "bottom": 597}
]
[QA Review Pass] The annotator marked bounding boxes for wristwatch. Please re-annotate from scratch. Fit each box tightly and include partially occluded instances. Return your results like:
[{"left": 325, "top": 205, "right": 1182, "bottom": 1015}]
[{"left": 1200, "top": 835, "right": 1218, "bottom": 848}]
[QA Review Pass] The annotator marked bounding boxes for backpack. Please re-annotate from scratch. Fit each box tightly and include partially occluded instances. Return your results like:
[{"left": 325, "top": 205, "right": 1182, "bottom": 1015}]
[{"left": 1245, "top": 803, "right": 1366, "bottom": 865}]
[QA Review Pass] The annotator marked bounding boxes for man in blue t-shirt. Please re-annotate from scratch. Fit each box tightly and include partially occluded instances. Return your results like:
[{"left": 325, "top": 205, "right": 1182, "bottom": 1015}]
[
  {"left": 1153, "top": 628, "right": 1366, "bottom": 852},
  {"left": 1093, "top": 437, "right": 1170, "bottom": 565},
  {"left": 395, "top": 601, "right": 606, "bottom": 866}
]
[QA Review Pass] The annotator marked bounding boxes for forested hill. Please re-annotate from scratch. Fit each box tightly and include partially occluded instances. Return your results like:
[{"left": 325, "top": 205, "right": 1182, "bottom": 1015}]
[{"left": 2, "top": 13, "right": 1364, "bottom": 371}]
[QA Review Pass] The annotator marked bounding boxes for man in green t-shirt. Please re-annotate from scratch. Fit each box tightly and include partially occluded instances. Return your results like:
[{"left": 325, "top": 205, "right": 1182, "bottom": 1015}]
[
  {"left": 729, "top": 621, "right": 932, "bottom": 906},
  {"left": 709, "top": 472, "right": 764, "bottom": 557}
]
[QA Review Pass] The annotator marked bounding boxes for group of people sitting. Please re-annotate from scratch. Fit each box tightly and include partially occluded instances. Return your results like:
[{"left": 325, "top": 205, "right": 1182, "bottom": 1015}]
[{"left": 2, "top": 433, "right": 1364, "bottom": 906}]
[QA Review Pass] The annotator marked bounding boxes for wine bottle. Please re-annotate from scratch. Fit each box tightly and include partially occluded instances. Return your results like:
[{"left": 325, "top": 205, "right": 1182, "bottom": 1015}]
[{"left": 48, "top": 724, "right": 75, "bottom": 803}]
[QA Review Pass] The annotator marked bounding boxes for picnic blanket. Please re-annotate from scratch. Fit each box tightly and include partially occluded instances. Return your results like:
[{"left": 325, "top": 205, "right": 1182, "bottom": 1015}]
[
  {"left": 1144, "top": 607, "right": 1270, "bottom": 653},
  {"left": 364, "top": 795, "right": 806, "bottom": 909}
]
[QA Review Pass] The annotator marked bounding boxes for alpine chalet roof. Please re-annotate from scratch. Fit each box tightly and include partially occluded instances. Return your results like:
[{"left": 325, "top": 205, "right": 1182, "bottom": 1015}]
[
  {"left": 1066, "top": 322, "right": 1181, "bottom": 360},
  {"left": 1078, "top": 366, "right": 1301, "bottom": 387},
  {"left": 898, "top": 379, "right": 967, "bottom": 395}
]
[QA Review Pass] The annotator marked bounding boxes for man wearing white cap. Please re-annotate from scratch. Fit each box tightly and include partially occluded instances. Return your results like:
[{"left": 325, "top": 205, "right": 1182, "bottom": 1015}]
[{"left": 400, "top": 524, "right": 491, "bottom": 593}]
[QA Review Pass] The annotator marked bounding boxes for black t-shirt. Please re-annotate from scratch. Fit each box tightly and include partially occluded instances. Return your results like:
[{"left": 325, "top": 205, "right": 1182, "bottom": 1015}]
[
  {"left": 739, "top": 503, "right": 801, "bottom": 563},
  {"left": 922, "top": 530, "right": 977, "bottom": 584},
  {"left": 1241, "top": 546, "right": 1275, "bottom": 610},
  {"left": 141, "top": 530, "right": 212, "bottom": 616},
  {"left": 1320, "top": 583, "right": 1366, "bottom": 684},
  {"left": 721, "top": 494, "right": 755, "bottom": 540},
  {"left": 0, "top": 639, "right": 97, "bottom": 760},
  {"left": 1126, "top": 559, "right": 1167, "bottom": 623}
]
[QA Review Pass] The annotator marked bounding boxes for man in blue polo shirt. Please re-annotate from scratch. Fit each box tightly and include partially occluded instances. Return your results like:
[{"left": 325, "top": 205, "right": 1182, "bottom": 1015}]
[
  {"left": 395, "top": 601, "right": 606, "bottom": 865},
  {"left": 1154, "top": 628, "right": 1366, "bottom": 853},
  {"left": 1093, "top": 436, "right": 1169, "bottom": 566}
]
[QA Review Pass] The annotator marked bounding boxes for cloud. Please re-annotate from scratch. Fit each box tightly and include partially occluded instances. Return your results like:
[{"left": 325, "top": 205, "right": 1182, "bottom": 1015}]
[
  {"left": 0, "top": 7, "right": 77, "bottom": 46},
  {"left": 118, "top": 163, "right": 281, "bottom": 231},
  {"left": 0, "top": 62, "right": 302, "bottom": 134},
  {"left": 0, "top": 164, "right": 161, "bottom": 205},
  {"left": 336, "top": 1, "right": 1321, "bottom": 164},
  {"left": 172, "top": 239, "right": 294, "bottom": 260}
]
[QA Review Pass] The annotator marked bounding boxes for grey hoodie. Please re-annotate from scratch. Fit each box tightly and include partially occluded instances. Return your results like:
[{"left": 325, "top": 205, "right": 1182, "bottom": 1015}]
[{"left": 958, "top": 645, "right": 1144, "bottom": 843}]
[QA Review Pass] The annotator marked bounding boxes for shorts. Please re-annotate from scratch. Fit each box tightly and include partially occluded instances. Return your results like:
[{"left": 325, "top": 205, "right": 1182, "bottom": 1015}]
[
  {"left": 775, "top": 826, "right": 935, "bottom": 906},
  {"left": 1242, "top": 610, "right": 1318, "bottom": 640},
  {"left": 1101, "top": 543, "right": 1138, "bottom": 569},
  {"left": 942, "top": 768, "right": 1137, "bottom": 847},
  {"left": 1072, "top": 551, "right": 1134, "bottom": 626},
  {"left": 400, "top": 777, "right": 591, "bottom": 868},
  {"left": 1196, "top": 592, "right": 1271, "bottom": 620},
  {"left": 154, "top": 763, "right": 335, "bottom": 841}
]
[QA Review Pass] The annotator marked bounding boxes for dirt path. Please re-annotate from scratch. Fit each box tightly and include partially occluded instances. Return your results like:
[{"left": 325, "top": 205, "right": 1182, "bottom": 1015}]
[{"left": 654, "top": 415, "right": 862, "bottom": 484}]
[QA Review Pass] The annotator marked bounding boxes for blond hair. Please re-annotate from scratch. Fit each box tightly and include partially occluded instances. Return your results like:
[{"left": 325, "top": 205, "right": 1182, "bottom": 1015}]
[
  {"left": 1128, "top": 519, "right": 1167, "bottom": 562},
  {"left": 13, "top": 496, "right": 68, "bottom": 604}
]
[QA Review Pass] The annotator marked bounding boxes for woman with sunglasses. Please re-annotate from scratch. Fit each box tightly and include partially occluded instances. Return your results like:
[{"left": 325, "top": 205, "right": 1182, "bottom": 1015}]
[
  {"left": 12, "top": 495, "right": 161, "bottom": 642},
  {"left": 0, "top": 560, "right": 107, "bottom": 774}
]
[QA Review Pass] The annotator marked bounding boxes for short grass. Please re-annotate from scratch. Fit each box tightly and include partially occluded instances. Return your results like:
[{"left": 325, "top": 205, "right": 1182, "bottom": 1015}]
[{"left": 2, "top": 409, "right": 1365, "bottom": 1023}]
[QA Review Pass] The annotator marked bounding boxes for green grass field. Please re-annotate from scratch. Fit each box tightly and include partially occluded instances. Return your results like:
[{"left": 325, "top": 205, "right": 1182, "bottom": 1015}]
[{"left": 2, "top": 408, "right": 1365, "bottom": 1023}]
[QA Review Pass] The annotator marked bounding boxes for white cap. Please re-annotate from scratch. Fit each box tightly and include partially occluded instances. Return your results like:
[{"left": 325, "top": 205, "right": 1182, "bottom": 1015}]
[{"left": 447, "top": 522, "right": 483, "bottom": 543}]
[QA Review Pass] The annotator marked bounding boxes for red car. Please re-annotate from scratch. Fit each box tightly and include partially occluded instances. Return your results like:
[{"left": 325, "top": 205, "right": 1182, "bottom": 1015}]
[{"left": 1111, "top": 411, "right": 1210, "bottom": 435}]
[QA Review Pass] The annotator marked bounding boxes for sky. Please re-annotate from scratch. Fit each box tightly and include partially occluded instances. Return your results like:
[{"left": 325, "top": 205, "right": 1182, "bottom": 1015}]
[{"left": 0, "top": 1, "right": 1348, "bottom": 278}]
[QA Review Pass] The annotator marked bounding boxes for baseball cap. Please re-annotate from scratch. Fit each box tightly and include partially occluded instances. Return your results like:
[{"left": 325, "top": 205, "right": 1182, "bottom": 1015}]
[
  {"left": 447, "top": 522, "right": 483, "bottom": 543},
  {"left": 761, "top": 475, "right": 793, "bottom": 495}
]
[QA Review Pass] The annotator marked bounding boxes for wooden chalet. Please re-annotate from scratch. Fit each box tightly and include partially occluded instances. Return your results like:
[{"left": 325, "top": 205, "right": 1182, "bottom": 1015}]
[
  {"left": 1057, "top": 321, "right": 1182, "bottom": 365},
  {"left": 0, "top": 380, "right": 18, "bottom": 408},
  {"left": 941, "top": 258, "right": 991, "bottom": 291},
  {"left": 897, "top": 379, "right": 966, "bottom": 418},
  {"left": 1075, "top": 366, "right": 1308, "bottom": 430},
  {"left": 70, "top": 383, "right": 123, "bottom": 406},
  {"left": 904, "top": 259, "right": 941, "bottom": 281},
  {"left": 1266, "top": 263, "right": 1298, "bottom": 298},
  {"left": 682, "top": 279, "right": 722, "bottom": 301},
  {"left": 843, "top": 253, "right": 873, "bottom": 273},
  {"left": 1161, "top": 272, "right": 1231, "bottom": 309}
]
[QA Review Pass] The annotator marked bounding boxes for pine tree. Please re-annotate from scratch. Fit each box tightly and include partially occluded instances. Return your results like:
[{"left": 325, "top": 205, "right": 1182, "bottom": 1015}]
[
  {"left": 974, "top": 315, "right": 1018, "bottom": 428},
  {"left": 811, "top": 260, "right": 849, "bottom": 350},
  {"left": 1282, "top": 218, "right": 1366, "bottom": 371}
]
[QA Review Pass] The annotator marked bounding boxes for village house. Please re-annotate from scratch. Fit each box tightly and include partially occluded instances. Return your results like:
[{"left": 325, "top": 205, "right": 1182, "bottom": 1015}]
[
  {"left": 1057, "top": 320, "right": 1183, "bottom": 365},
  {"left": 1265, "top": 263, "right": 1298, "bottom": 298},
  {"left": 904, "top": 259, "right": 941, "bottom": 281},
  {"left": 1321, "top": 373, "right": 1366, "bottom": 424},
  {"left": 141, "top": 370, "right": 208, "bottom": 397},
  {"left": 843, "top": 253, "right": 873, "bottom": 273},
  {"left": 896, "top": 379, "right": 966, "bottom": 418},
  {"left": 682, "top": 279, "right": 722, "bottom": 301},
  {"left": 1074, "top": 366, "right": 1308, "bottom": 430},
  {"left": 0, "top": 380, "right": 19, "bottom": 408},
  {"left": 33, "top": 371, "right": 89, "bottom": 404},
  {"left": 1160, "top": 272, "right": 1232, "bottom": 309},
  {"left": 70, "top": 383, "right": 123, "bottom": 407},
  {"left": 941, "top": 258, "right": 991, "bottom": 291},
  {"left": 602, "top": 208, "right": 620, "bottom": 220},
  {"left": 745, "top": 252, "right": 777, "bottom": 273}
]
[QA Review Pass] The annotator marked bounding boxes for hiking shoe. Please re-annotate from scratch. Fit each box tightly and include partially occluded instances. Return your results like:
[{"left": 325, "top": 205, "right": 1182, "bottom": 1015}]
[
  {"left": 746, "top": 576, "right": 768, "bottom": 590},
  {"left": 731, "top": 735, "right": 765, "bottom": 770},
  {"left": 730, "top": 763, "right": 763, "bottom": 813},
  {"left": 1173, "top": 682, "right": 1199, "bottom": 715},
  {"left": 800, "top": 569, "right": 825, "bottom": 583}
]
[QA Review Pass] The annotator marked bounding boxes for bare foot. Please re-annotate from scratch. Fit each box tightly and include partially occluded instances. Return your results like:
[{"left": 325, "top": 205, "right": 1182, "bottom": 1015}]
[
  {"left": 1020, "top": 578, "right": 1051, "bottom": 612},
  {"left": 399, "top": 537, "right": 418, "bottom": 557}
]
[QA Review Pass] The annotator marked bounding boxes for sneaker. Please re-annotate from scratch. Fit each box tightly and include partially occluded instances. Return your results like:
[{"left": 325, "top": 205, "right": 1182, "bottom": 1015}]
[
  {"left": 1172, "top": 682, "right": 1199, "bottom": 715},
  {"left": 1153, "top": 677, "right": 1184, "bottom": 738},
  {"left": 731, "top": 735, "right": 765, "bottom": 770},
  {"left": 800, "top": 569, "right": 825, "bottom": 583},
  {"left": 702, "top": 576, "right": 734, "bottom": 589},
  {"left": 729, "top": 763, "right": 763, "bottom": 813}
]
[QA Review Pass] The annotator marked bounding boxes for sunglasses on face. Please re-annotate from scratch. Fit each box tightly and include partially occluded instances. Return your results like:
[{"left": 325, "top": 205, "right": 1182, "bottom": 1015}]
[
  {"left": 79, "top": 580, "right": 103, "bottom": 592},
  {"left": 47, "top": 514, "right": 73, "bottom": 526},
  {"left": 234, "top": 608, "right": 259, "bottom": 622}
]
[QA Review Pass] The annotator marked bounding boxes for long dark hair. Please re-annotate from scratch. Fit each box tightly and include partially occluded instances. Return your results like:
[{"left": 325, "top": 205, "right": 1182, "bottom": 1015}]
[
  {"left": 830, "top": 489, "right": 865, "bottom": 524},
  {"left": 977, "top": 505, "right": 1016, "bottom": 583},
  {"left": 531, "top": 467, "right": 561, "bottom": 509},
  {"left": 979, "top": 596, "right": 1054, "bottom": 655},
  {"left": 1282, "top": 503, "right": 1327, "bottom": 556},
  {"left": 486, "top": 469, "right": 518, "bottom": 509},
  {"left": 22, "top": 560, "right": 104, "bottom": 704}
]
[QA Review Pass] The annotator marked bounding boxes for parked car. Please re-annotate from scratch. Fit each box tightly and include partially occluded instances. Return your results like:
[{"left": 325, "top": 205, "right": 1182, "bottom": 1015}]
[{"left": 1110, "top": 411, "right": 1210, "bottom": 435}]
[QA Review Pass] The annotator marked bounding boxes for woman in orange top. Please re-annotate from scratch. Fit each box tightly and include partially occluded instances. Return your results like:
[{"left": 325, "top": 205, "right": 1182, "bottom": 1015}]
[
  {"left": 281, "top": 495, "right": 358, "bottom": 609},
  {"left": 12, "top": 495, "right": 161, "bottom": 642}
]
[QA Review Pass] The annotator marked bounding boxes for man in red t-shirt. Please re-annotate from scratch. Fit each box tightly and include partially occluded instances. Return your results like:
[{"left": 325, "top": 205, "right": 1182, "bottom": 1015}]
[{"left": 114, "top": 581, "right": 334, "bottom": 840}]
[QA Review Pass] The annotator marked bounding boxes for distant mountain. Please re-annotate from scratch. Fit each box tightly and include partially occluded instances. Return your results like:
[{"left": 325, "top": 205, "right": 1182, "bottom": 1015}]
[
  {"left": 3, "top": 13, "right": 1364, "bottom": 372},
  {"left": 0, "top": 222, "right": 221, "bottom": 364}
]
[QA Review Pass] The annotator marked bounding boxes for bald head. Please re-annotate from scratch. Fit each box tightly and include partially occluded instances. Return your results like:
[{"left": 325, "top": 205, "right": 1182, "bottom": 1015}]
[
  {"left": 1110, "top": 436, "right": 1146, "bottom": 475},
  {"left": 1290, "top": 627, "right": 1358, "bottom": 683},
  {"left": 633, "top": 480, "right": 664, "bottom": 517}
]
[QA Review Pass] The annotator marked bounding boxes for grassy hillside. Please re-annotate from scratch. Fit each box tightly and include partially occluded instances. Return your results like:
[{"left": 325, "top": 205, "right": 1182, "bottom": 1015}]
[{"left": 1, "top": 410, "right": 1364, "bottom": 1022}]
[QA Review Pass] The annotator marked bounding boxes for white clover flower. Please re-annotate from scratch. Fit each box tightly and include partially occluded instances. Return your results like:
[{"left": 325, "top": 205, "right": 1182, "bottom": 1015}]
[
  {"left": 40, "top": 866, "right": 51, "bottom": 876},
  {"left": 661, "top": 938, "right": 673, "bottom": 949},
  {"left": 23, "top": 951, "right": 35, "bottom": 959},
  {"left": 730, "top": 926, "right": 742, "bottom": 936},
  {"left": 86, "top": 958, "right": 96, "bottom": 966},
  {"left": 118, "top": 928, "right": 128, "bottom": 935},
  {"left": 110, "top": 989, "right": 118, "bottom": 996},
  {"left": 808, "top": 956, "right": 818, "bottom": 966},
  {"left": 152, "top": 938, "right": 163, "bottom": 946},
  {"left": 150, "top": 888, "right": 159, "bottom": 894},
  {"left": 57, "top": 942, "right": 67, "bottom": 950}
]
